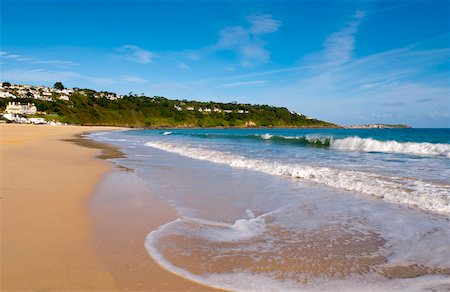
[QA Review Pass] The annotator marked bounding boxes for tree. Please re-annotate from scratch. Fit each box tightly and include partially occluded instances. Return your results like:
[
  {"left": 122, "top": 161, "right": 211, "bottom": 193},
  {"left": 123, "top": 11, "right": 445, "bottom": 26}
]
[
  {"left": 2, "top": 82, "right": 11, "bottom": 87},
  {"left": 54, "top": 82, "right": 64, "bottom": 90}
]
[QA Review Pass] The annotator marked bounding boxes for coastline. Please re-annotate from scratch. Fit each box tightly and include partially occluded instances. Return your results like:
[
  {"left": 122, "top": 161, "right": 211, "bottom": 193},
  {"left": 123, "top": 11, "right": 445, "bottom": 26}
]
[{"left": 1, "top": 123, "right": 221, "bottom": 291}]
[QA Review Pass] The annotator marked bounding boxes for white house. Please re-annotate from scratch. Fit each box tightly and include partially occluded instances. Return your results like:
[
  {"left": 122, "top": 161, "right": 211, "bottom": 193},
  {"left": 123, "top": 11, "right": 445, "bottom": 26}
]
[
  {"left": 5, "top": 102, "right": 37, "bottom": 115},
  {"left": 0, "top": 91, "right": 15, "bottom": 98}
]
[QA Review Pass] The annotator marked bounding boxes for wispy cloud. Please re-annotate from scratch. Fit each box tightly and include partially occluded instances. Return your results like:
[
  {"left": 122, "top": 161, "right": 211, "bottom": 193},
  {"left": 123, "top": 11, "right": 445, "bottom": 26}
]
[
  {"left": 323, "top": 10, "right": 366, "bottom": 66},
  {"left": 1, "top": 68, "right": 116, "bottom": 86},
  {"left": 0, "top": 51, "right": 78, "bottom": 67},
  {"left": 416, "top": 98, "right": 432, "bottom": 103},
  {"left": 31, "top": 59, "right": 78, "bottom": 66},
  {"left": 177, "top": 61, "right": 191, "bottom": 69},
  {"left": 122, "top": 75, "right": 148, "bottom": 83},
  {"left": 216, "top": 80, "right": 268, "bottom": 88},
  {"left": 242, "top": 11, "right": 449, "bottom": 126},
  {"left": 1, "top": 68, "right": 81, "bottom": 83},
  {"left": 211, "top": 14, "right": 281, "bottom": 67},
  {"left": 4, "top": 54, "right": 21, "bottom": 59},
  {"left": 119, "top": 45, "right": 155, "bottom": 64}
]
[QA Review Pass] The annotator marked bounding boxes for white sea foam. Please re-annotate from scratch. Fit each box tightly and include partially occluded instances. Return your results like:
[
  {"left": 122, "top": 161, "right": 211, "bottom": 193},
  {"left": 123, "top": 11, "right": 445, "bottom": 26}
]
[
  {"left": 146, "top": 218, "right": 450, "bottom": 291},
  {"left": 145, "top": 141, "right": 450, "bottom": 214},
  {"left": 331, "top": 137, "right": 450, "bottom": 157},
  {"left": 260, "top": 133, "right": 273, "bottom": 140},
  {"left": 163, "top": 131, "right": 172, "bottom": 135}
]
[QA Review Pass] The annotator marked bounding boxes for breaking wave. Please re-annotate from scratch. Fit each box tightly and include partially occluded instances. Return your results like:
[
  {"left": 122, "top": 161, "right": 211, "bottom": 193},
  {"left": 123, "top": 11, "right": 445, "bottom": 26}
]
[
  {"left": 162, "top": 132, "right": 450, "bottom": 157},
  {"left": 145, "top": 141, "right": 450, "bottom": 214},
  {"left": 330, "top": 137, "right": 450, "bottom": 157}
]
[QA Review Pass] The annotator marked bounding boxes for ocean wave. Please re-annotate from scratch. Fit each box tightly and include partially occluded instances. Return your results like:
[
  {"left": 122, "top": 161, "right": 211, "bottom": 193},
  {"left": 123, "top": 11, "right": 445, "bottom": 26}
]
[
  {"left": 165, "top": 132, "right": 450, "bottom": 157},
  {"left": 331, "top": 137, "right": 450, "bottom": 158},
  {"left": 145, "top": 141, "right": 450, "bottom": 214}
]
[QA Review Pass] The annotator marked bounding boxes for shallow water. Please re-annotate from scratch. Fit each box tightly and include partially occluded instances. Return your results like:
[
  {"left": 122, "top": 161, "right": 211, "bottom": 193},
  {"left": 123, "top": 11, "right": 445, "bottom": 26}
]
[{"left": 91, "top": 128, "right": 450, "bottom": 291}]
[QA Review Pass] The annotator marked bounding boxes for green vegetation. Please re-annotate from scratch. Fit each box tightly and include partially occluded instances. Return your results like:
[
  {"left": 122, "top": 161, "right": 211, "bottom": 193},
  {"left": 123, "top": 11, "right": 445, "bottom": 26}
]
[
  {"left": 2, "top": 82, "right": 11, "bottom": 88},
  {"left": 53, "top": 82, "right": 64, "bottom": 90},
  {"left": 0, "top": 89, "right": 336, "bottom": 128}
]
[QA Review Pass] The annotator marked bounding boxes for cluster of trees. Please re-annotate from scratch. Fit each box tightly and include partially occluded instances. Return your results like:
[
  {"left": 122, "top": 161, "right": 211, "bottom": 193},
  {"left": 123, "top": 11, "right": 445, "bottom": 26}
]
[{"left": 0, "top": 85, "right": 335, "bottom": 128}]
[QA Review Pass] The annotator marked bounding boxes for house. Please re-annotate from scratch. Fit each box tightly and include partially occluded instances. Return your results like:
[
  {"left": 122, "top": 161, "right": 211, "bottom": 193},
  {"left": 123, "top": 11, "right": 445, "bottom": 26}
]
[
  {"left": 29, "top": 117, "right": 46, "bottom": 124},
  {"left": 203, "top": 108, "right": 211, "bottom": 113},
  {"left": 174, "top": 105, "right": 182, "bottom": 111},
  {"left": 0, "top": 91, "right": 15, "bottom": 98},
  {"left": 186, "top": 106, "right": 194, "bottom": 111},
  {"left": 5, "top": 102, "right": 37, "bottom": 115},
  {"left": 213, "top": 107, "right": 222, "bottom": 113},
  {"left": 59, "top": 95, "right": 70, "bottom": 101}
]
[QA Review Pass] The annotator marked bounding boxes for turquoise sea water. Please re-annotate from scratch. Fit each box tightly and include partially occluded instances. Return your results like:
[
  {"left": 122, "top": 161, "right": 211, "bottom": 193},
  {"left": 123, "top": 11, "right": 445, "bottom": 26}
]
[{"left": 91, "top": 128, "right": 450, "bottom": 291}]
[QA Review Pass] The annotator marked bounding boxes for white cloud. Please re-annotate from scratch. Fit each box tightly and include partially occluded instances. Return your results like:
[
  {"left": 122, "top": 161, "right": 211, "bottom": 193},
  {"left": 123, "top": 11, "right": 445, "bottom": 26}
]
[
  {"left": 211, "top": 14, "right": 281, "bottom": 67},
  {"left": 122, "top": 75, "right": 148, "bottom": 83},
  {"left": 1, "top": 68, "right": 80, "bottom": 83},
  {"left": 119, "top": 45, "right": 155, "bottom": 64},
  {"left": 32, "top": 59, "right": 78, "bottom": 66},
  {"left": 0, "top": 51, "right": 77, "bottom": 67},
  {"left": 247, "top": 14, "right": 281, "bottom": 34},
  {"left": 177, "top": 62, "right": 190, "bottom": 69},
  {"left": 217, "top": 80, "right": 268, "bottom": 88},
  {"left": 4, "top": 54, "right": 21, "bottom": 59},
  {"left": 323, "top": 11, "right": 366, "bottom": 66},
  {"left": 425, "top": 110, "right": 449, "bottom": 119}
]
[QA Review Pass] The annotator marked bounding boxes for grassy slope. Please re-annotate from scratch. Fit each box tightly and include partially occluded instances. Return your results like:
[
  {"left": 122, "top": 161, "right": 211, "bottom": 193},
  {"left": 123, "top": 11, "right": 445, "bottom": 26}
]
[{"left": 0, "top": 93, "right": 336, "bottom": 128}]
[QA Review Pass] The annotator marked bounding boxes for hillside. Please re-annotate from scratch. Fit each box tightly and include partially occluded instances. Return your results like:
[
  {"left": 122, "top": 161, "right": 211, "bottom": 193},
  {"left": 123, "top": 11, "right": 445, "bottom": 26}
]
[{"left": 0, "top": 84, "right": 336, "bottom": 128}]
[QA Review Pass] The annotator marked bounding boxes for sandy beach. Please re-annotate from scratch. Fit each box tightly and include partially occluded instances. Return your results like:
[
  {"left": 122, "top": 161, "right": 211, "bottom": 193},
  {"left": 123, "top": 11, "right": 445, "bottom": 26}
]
[{"left": 1, "top": 124, "right": 215, "bottom": 291}]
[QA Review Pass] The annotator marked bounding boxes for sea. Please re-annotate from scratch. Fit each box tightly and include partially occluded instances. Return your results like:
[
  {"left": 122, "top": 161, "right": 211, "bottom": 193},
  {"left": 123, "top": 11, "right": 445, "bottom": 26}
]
[{"left": 90, "top": 128, "right": 450, "bottom": 291}]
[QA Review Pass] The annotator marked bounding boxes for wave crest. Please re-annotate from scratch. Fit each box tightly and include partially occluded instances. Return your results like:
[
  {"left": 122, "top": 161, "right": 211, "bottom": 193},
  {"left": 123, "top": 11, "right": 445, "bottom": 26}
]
[
  {"left": 145, "top": 142, "right": 450, "bottom": 214},
  {"left": 331, "top": 137, "right": 450, "bottom": 157}
]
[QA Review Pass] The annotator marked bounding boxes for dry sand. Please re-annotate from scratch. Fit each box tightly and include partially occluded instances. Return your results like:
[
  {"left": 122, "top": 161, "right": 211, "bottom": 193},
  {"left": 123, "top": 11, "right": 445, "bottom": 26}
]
[{"left": 0, "top": 124, "right": 217, "bottom": 291}]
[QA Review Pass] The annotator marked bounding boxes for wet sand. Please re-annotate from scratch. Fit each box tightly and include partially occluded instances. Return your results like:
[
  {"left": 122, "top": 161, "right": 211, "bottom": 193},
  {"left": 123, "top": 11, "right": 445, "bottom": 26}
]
[
  {"left": 89, "top": 169, "right": 221, "bottom": 291},
  {"left": 1, "top": 124, "right": 217, "bottom": 291}
]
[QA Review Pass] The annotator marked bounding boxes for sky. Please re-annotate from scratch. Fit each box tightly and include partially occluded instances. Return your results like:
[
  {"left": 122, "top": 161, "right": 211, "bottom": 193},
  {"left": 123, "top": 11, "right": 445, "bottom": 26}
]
[{"left": 1, "top": 0, "right": 449, "bottom": 127}]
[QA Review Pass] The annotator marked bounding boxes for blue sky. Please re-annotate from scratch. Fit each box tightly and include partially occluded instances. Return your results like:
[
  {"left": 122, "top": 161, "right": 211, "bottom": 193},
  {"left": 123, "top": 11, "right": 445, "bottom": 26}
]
[{"left": 1, "top": 0, "right": 449, "bottom": 127}]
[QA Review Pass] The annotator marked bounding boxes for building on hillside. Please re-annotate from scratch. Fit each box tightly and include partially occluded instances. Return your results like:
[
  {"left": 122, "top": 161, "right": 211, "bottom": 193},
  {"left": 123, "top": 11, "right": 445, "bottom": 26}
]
[
  {"left": 5, "top": 102, "right": 37, "bottom": 115},
  {"left": 0, "top": 91, "right": 15, "bottom": 98}
]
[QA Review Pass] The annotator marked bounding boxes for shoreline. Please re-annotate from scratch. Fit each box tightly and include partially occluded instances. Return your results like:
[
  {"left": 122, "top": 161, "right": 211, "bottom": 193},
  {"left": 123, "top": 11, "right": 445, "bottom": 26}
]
[
  {"left": 1, "top": 123, "right": 221, "bottom": 291},
  {"left": 89, "top": 167, "right": 223, "bottom": 291},
  {"left": 82, "top": 129, "right": 223, "bottom": 290}
]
